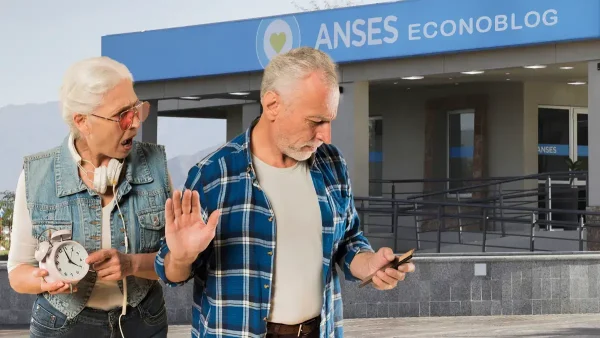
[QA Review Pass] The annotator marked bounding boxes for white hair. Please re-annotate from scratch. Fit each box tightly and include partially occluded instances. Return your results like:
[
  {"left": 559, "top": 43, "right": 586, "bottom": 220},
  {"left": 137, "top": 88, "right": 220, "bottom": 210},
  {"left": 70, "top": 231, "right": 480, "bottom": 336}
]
[
  {"left": 59, "top": 56, "right": 133, "bottom": 137},
  {"left": 260, "top": 47, "right": 339, "bottom": 105}
]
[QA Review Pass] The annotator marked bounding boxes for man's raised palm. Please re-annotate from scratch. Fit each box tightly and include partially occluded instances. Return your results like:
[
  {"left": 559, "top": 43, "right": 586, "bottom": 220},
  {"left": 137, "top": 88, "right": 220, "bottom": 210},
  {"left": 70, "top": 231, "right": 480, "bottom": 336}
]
[{"left": 165, "top": 189, "right": 220, "bottom": 264}]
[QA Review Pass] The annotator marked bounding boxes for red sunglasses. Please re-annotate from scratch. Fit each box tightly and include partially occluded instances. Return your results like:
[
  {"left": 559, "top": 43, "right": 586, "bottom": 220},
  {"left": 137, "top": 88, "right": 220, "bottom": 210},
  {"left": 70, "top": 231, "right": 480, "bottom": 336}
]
[{"left": 90, "top": 101, "right": 150, "bottom": 131}]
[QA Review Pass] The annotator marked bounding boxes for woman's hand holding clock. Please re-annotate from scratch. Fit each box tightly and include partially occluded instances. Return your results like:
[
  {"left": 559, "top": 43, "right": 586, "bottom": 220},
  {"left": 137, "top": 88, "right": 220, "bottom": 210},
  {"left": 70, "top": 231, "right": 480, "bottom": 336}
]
[{"left": 32, "top": 268, "right": 77, "bottom": 295}]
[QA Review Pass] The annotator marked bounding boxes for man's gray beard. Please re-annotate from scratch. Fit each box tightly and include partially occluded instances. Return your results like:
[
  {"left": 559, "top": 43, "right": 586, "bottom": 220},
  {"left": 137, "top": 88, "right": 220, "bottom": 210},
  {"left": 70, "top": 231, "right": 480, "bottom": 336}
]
[{"left": 279, "top": 144, "right": 311, "bottom": 161}]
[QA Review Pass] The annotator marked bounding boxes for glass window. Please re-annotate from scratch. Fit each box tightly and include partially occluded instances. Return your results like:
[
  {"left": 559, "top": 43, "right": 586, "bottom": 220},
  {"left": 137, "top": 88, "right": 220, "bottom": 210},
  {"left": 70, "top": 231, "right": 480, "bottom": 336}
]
[
  {"left": 369, "top": 117, "right": 383, "bottom": 196},
  {"left": 538, "top": 108, "right": 570, "bottom": 173},
  {"left": 576, "top": 112, "right": 588, "bottom": 172},
  {"left": 448, "top": 110, "right": 474, "bottom": 191}
]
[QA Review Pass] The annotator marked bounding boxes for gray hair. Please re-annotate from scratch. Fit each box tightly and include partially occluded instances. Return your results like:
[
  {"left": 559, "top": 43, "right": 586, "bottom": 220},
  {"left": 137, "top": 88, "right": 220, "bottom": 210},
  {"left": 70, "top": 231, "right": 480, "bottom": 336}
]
[
  {"left": 59, "top": 56, "right": 133, "bottom": 137},
  {"left": 260, "top": 47, "right": 339, "bottom": 104}
]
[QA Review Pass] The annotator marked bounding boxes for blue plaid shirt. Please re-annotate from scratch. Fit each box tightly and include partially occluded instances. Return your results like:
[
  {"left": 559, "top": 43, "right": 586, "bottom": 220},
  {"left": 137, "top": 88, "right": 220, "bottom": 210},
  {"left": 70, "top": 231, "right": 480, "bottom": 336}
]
[{"left": 155, "top": 122, "right": 374, "bottom": 338}]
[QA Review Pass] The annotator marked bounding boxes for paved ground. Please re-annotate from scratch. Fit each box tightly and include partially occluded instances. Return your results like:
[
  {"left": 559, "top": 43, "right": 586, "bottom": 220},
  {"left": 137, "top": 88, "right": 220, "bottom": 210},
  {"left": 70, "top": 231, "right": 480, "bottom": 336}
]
[{"left": 3, "top": 314, "right": 600, "bottom": 337}]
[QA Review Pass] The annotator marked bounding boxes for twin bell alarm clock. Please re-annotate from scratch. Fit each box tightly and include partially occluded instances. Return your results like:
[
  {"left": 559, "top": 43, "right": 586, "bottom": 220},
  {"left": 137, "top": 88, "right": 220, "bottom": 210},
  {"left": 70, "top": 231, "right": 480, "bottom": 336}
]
[{"left": 34, "top": 229, "right": 90, "bottom": 284}]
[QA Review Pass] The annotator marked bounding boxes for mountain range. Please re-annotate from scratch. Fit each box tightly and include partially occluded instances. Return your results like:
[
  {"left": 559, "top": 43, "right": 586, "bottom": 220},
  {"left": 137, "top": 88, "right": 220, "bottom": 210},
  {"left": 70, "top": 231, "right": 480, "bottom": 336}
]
[{"left": 0, "top": 102, "right": 225, "bottom": 192}]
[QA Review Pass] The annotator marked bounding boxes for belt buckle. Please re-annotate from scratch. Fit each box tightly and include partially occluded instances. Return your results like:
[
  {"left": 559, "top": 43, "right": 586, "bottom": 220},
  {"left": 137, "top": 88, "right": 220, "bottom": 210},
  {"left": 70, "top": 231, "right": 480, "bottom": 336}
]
[{"left": 297, "top": 323, "right": 303, "bottom": 337}]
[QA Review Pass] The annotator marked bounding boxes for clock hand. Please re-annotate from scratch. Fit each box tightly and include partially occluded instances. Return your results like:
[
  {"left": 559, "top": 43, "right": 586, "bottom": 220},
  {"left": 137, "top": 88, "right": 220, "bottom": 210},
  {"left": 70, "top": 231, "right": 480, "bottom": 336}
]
[
  {"left": 63, "top": 251, "right": 82, "bottom": 268},
  {"left": 69, "top": 261, "right": 83, "bottom": 268},
  {"left": 64, "top": 250, "right": 74, "bottom": 263}
]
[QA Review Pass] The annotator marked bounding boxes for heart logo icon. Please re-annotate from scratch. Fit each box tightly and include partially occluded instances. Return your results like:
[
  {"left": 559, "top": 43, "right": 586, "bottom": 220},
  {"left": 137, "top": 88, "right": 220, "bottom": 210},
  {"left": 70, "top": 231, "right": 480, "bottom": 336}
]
[{"left": 270, "top": 32, "right": 287, "bottom": 53}]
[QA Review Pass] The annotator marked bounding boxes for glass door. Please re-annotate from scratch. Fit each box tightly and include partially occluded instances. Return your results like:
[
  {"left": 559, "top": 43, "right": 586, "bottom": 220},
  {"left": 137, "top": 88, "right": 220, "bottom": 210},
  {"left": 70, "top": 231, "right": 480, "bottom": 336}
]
[
  {"left": 538, "top": 106, "right": 572, "bottom": 183},
  {"left": 537, "top": 106, "right": 588, "bottom": 183},
  {"left": 573, "top": 108, "right": 588, "bottom": 186},
  {"left": 369, "top": 116, "right": 383, "bottom": 196},
  {"left": 447, "top": 109, "right": 475, "bottom": 196}
]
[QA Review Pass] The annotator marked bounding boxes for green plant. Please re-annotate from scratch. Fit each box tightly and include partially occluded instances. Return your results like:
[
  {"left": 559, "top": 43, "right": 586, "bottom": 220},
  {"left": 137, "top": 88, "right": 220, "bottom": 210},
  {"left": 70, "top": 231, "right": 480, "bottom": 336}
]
[
  {"left": 565, "top": 157, "right": 584, "bottom": 186},
  {"left": 0, "top": 190, "right": 15, "bottom": 253}
]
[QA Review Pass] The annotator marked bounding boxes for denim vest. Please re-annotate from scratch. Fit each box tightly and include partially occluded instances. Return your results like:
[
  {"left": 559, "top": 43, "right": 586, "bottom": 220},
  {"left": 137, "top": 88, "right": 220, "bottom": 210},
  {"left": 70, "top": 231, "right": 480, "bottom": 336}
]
[{"left": 23, "top": 135, "right": 171, "bottom": 319}]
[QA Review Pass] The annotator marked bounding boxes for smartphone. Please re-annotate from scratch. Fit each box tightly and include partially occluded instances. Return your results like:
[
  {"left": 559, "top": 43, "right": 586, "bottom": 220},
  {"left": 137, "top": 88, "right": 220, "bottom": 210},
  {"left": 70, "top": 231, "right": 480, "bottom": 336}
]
[{"left": 358, "top": 248, "right": 415, "bottom": 288}]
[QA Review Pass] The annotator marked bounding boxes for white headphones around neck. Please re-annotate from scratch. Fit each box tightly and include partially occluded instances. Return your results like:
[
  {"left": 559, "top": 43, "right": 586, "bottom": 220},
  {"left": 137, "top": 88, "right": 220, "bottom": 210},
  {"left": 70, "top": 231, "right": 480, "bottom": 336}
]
[
  {"left": 91, "top": 158, "right": 123, "bottom": 195},
  {"left": 69, "top": 134, "right": 124, "bottom": 195}
]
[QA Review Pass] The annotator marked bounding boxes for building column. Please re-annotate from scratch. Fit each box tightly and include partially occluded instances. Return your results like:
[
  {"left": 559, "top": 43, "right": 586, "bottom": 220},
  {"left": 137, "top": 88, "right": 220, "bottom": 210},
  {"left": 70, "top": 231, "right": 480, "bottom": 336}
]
[
  {"left": 135, "top": 99, "right": 158, "bottom": 144},
  {"left": 332, "top": 81, "right": 369, "bottom": 197},
  {"left": 589, "top": 61, "right": 600, "bottom": 206},
  {"left": 587, "top": 60, "right": 600, "bottom": 250},
  {"left": 226, "top": 103, "right": 261, "bottom": 140}
]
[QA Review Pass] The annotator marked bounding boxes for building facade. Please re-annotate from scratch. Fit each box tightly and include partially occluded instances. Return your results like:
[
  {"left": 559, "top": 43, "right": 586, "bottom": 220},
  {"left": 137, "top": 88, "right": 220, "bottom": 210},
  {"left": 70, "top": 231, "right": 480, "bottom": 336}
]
[{"left": 102, "top": 0, "right": 600, "bottom": 252}]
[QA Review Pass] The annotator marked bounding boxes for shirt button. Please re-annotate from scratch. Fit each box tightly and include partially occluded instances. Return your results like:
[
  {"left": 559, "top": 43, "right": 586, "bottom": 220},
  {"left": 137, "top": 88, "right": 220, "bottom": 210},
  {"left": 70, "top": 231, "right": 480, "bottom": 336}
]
[
  {"left": 267, "top": 251, "right": 273, "bottom": 256},
  {"left": 268, "top": 216, "right": 273, "bottom": 222},
  {"left": 264, "top": 284, "right": 269, "bottom": 289}
]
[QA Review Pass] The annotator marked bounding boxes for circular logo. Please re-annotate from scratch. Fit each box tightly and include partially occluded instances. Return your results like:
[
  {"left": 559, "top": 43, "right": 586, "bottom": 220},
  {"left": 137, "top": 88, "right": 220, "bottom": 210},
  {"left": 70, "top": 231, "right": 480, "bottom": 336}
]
[{"left": 256, "top": 16, "right": 301, "bottom": 68}]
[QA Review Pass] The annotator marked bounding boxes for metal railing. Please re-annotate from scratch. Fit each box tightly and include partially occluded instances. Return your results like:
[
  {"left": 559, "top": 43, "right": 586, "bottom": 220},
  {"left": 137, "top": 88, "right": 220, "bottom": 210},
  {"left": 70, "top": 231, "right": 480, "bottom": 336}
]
[{"left": 356, "top": 171, "right": 595, "bottom": 253}]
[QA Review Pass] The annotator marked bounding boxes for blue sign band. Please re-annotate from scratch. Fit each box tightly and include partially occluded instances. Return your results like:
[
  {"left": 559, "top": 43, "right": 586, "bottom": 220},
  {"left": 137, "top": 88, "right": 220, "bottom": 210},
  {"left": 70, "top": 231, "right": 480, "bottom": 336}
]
[{"left": 102, "top": 0, "right": 600, "bottom": 82}]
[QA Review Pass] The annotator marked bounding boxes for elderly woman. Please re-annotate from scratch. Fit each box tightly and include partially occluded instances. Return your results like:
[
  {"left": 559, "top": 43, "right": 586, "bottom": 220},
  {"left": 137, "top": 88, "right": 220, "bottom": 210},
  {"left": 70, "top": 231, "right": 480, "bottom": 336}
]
[{"left": 7, "top": 56, "right": 171, "bottom": 338}]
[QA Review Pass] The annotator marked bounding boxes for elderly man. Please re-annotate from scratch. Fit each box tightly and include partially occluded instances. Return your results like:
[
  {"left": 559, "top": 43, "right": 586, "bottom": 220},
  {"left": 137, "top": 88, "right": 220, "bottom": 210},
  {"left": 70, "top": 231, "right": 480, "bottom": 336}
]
[{"left": 155, "top": 46, "right": 415, "bottom": 338}]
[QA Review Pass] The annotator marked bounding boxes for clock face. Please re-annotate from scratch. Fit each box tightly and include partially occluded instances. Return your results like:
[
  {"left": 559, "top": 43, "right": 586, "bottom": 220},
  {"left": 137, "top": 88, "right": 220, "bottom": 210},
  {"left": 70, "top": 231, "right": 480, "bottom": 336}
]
[{"left": 54, "top": 242, "right": 89, "bottom": 280}]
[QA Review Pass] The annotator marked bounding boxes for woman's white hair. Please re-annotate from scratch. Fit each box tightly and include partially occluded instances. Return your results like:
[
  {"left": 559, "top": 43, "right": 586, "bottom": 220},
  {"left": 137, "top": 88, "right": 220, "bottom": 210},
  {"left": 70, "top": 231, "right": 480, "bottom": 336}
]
[
  {"left": 260, "top": 47, "right": 339, "bottom": 105},
  {"left": 59, "top": 56, "right": 133, "bottom": 137}
]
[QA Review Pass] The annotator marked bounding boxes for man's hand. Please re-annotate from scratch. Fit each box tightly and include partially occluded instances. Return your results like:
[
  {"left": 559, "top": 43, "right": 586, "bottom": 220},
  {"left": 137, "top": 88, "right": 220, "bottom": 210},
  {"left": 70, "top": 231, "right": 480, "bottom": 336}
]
[
  {"left": 86, "top": 249, "right": 132, "bottom": 281},
  {"left": 33, "top": 268, "right": 77, "bottom": 295},
  {"left": 350, "top": 247, "right": 415, "bottom": 290},
  {"left": 165, "top": 189, "right": 220, "bottom": 265}
]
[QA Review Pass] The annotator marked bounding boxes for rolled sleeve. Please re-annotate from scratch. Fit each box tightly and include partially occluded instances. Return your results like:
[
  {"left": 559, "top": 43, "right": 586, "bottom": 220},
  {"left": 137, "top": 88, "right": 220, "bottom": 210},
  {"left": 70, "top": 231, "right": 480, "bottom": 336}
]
[{"left": 336, "top": 207, "right": 374, "bottom": 282}]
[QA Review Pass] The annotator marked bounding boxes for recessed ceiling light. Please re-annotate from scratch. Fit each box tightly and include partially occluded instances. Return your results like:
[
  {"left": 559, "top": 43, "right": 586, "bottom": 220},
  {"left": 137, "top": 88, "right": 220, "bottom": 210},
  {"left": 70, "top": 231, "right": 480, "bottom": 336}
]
[
  {"left": 505, "top": 73, "right": 510, "bottom": 75},
  {"left": 568, "top": 81, "right": 586, "bottom": 85},
  {"left": 461, "top": 70, "right": 484, "bottom": 75},
  {"left": 560, "top": 66, "right": 574, "bottom": 70},
  {"left": 393, "top": 82, "right": 398, "bottom": 85},
  {"left": 524, "top": 65, "right": 547, "bottom": 69},
  {"left": 506, "top": 78, "right": 511, "bottom": 81},
  {"left": 229, "top": 92, "right": 250, "bottom": 96},
  {"left": 401, "top": 76, "right": 424, "bottom": 80},
  {"left": 180, "top": 96, "right": 201, "bottom": 100}
]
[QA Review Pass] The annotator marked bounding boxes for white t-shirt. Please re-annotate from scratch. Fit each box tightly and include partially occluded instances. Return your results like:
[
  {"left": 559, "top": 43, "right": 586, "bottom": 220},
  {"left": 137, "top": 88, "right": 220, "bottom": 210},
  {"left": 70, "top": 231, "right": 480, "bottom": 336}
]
[
  {"left": 251, "top": 155, "right": 324, "bottom": 325},
  {"left": 7, "top": 137, "right": 124, "bottom": 310}
]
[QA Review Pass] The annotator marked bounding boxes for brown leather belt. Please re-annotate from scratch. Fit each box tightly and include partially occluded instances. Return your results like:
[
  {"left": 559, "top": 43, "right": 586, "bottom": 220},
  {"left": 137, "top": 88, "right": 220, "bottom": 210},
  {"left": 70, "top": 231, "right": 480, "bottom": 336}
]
[{"left": 266, "top": 316, "right": 320, "bottom": 336}]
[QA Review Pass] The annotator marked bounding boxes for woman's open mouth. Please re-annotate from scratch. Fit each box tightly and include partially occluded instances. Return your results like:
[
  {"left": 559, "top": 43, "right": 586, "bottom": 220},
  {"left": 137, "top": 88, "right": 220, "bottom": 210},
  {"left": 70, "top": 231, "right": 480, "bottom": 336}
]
[{"left": 121, "top": 137, "right": 133, "bottom": 149}]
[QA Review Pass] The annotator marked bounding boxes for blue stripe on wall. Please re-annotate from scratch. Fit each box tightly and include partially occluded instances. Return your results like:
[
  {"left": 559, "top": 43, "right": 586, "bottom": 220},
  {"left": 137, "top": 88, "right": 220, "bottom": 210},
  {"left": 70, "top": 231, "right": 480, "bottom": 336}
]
[
  {"left": 370, "top": 151, "right": 382, "bottom": 163},
  {"left": 449, "top": 146, "right": 474, "bottom": 159}
]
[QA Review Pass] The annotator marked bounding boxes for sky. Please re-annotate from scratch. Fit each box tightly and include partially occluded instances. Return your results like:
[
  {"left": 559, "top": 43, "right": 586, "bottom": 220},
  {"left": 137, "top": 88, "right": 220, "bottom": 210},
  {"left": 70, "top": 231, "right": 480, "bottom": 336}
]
[
  {"left": 0, "top": 0, "right": 392, "bottom": 107},
  {"left": 0, "top": 0, "right": 394, "bottom": 191}
]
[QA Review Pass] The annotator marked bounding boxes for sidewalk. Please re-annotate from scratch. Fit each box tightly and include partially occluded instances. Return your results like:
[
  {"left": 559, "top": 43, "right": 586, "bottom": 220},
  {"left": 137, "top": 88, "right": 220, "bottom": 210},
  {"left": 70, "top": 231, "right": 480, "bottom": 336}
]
[{"left": 3, "top": 314, "right": 600, "bottom": 337}]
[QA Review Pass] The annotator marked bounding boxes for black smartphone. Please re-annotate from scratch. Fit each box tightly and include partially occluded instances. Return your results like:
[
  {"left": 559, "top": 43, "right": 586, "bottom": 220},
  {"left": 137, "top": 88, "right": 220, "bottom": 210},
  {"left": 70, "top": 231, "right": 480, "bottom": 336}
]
[{"left": 358, "top": 248, "right": 414, "bottom": 288}]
